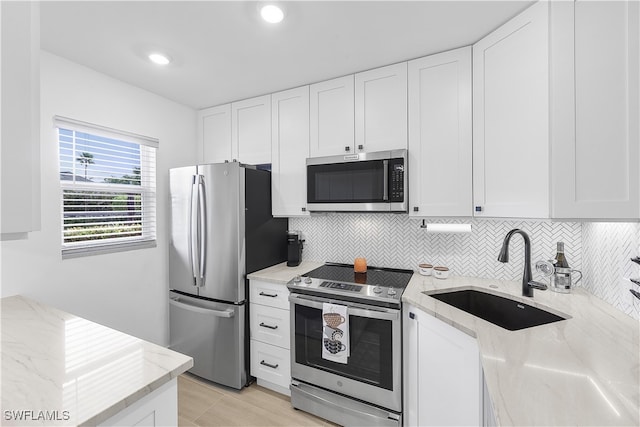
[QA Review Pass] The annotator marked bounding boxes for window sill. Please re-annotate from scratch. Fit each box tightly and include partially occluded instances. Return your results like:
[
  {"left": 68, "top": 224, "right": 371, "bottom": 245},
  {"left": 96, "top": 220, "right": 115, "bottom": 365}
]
[{"left": 62, "top": 239, "right": 157, "bottom": 259}]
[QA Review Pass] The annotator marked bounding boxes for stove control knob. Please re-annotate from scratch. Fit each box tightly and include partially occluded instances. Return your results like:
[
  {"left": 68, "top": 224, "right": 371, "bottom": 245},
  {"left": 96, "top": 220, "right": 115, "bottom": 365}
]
[
  {"left": 373, "top": 285, "right": 383, "bottom": 294},
  {"left": 387, "top": 288, "right": 397, "bottom": 296},
  {"left": 293, "top": 275, "right": 302, "bottom": 283},
  {"left": 304, "top": 276, "right": 313, "bottom": 284}
]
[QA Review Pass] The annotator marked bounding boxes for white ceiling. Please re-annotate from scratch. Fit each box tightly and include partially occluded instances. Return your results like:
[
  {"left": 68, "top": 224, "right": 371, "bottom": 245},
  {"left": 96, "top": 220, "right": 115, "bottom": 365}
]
[{"left": 40, "top": 1, "right": 534, "bottom": 110}]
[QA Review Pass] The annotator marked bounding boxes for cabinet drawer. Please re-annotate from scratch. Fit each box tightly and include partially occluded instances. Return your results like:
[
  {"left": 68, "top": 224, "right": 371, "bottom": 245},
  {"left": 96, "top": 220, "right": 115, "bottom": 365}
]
[
  {"left": 250, "top": 340, "right": 291, "bottom": 390},
  {"left": 249, "top": 280, "right": 289, "bottom": 310},
  {"left": 250, "top": 303, "right": 290, "bottom": 349}
]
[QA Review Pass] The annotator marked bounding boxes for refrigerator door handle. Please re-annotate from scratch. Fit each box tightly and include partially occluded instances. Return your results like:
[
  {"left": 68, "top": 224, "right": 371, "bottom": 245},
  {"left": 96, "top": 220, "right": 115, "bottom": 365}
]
[
  {"left": 169, "top": 298, "right": 235, "bottom": 318},
  {"left": 197, "top": 175, "right": 207, "bottom": 280},
  {"left": 189, "top": 175, "right": 199, "bottom": 283}
]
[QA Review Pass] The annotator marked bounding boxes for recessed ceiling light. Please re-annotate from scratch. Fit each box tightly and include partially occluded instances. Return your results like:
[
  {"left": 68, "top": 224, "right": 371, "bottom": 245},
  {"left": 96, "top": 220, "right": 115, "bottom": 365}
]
[
  {"left": 148, "top": 53, "right": 171, "bottom": 65},
  {"left": 260, "top": 4, "right": 284, "bottom": 24}
]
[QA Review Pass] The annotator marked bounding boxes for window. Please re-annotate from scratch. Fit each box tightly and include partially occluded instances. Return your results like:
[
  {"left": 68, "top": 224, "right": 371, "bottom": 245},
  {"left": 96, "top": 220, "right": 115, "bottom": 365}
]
[{"left": 55, "top": 116, "right": 157, "bottom": 258}]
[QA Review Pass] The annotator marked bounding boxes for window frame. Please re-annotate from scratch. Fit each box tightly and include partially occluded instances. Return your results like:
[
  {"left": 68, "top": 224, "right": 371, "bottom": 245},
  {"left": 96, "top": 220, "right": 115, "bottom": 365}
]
[{"left": 54, "top": 116, "right": 158, "bottom": 259}]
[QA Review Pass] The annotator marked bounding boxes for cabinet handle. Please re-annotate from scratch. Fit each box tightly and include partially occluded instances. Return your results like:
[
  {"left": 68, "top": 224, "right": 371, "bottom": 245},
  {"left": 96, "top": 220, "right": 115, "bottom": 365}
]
[
  {"left": 475, "top": 206, "right": 483, "bottom": 212},
  {"left": 259, "top": 322, "right": 278, "bottom": 330},
  {"left": 413, "top": 207, "right": 419, "bottom": 212},
  {"left": 358, "top": 144, "right": 364, "bottom": 150},
  {"left": 345, "top": 146, "right": 351, "bottom": 152},
  {"left": 259, "top": 292, "right": 278, "bottom": 298},
  {"left": 260, "top": 360, "right": 279, "bottom": 369},
  {"left": 301, "top": 207, "right": 306, "bottom": 212}
]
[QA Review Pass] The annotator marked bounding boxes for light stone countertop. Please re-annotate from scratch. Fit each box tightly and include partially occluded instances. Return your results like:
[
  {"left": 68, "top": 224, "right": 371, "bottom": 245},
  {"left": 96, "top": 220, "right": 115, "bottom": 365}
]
[
  {"left": 1, "top": 295, "right": 193, "bottom": 426},
  {"left": 403, "top": 274, "right": 640, "bottom": 426},
  {"left": 247, "top": 261, "right": 324, "bottom": 284}
]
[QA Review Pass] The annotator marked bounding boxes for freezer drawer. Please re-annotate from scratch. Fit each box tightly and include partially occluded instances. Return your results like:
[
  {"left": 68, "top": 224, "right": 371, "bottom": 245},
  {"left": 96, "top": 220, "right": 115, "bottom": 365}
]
[{"left": 169, "top": 293, "right": 246, "bottom": 389}]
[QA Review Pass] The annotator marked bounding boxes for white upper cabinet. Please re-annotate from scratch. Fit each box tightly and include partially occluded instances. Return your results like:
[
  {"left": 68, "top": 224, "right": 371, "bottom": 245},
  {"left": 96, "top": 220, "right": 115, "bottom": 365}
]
[
  {"left": 473, "top": 1, "right": 550, "bottom": 218},
  {"left": 198, "top": 104, "right": 232, "bottom": 164},
  {"left": 231, "top": 95, "right": 271, "bottom": 165},
  {"left": 550, "top": 0, "right": 639, "bottom": 219},
  {"left": 271, "top": 86, "right": 310, "bottom": 217},
  {"left": 1, "top": 1, "right": 40, "bottom": 237},
  {"left": 309, "top": 75, "right": 355, "bottom": 157},
  {"left": 408, "top": 47, "right": 472, "bottom": 217},
  {"left": 355, "top": 62, "right": 408, "bottom": 153}
]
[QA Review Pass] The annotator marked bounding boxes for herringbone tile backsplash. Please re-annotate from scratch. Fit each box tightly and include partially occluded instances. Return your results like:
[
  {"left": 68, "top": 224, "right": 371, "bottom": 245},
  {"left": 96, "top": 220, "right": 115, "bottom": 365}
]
[
  {"left": 582, "top": 222, "right": 640, "bottom": 319},
  {"left": 290, "top": 214, "right": 639, "bottom": 319}
]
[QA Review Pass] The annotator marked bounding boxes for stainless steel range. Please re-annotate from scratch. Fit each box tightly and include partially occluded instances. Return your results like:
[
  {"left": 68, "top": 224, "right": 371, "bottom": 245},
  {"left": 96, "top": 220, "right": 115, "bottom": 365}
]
[{"left": 287, "top": 263, "right": 413, "bottom": 427}]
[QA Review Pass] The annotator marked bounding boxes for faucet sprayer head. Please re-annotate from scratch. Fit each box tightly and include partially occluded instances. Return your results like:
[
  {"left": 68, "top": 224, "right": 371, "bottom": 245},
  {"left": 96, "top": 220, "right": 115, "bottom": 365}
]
[{"left": 497, "top": 244, "right": 509, "bottom": 263}]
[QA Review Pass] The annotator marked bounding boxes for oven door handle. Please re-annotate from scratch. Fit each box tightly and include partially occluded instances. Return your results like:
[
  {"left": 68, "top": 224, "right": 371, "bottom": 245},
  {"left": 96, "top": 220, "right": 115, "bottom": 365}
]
[{"left": 289, "top": 293, "right": 400, "bottom": 321}]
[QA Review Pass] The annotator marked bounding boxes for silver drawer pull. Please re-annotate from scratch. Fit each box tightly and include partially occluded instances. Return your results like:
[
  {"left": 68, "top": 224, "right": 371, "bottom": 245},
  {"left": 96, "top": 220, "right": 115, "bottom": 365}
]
[
  {"left": 259, "top": 292, "right": 278, "bottom": 298},
  {"left": 259, "top": 322, "right": 278, "bottom": 330},
  {"left": 260, "top": 360, "right": 279, "bottom": 369}
]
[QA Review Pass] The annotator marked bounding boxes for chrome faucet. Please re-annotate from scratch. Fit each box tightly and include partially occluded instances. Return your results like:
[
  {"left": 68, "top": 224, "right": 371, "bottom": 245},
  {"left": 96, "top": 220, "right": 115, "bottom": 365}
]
[{"left": 497, "top": 229, "right": 548, "bottom": 297}]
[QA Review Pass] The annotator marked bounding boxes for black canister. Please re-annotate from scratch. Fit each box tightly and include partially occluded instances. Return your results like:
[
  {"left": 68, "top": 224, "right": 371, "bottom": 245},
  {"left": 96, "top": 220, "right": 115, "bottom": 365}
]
[{"left": 287, "top": 230, "right": 304, "bottom": 267}]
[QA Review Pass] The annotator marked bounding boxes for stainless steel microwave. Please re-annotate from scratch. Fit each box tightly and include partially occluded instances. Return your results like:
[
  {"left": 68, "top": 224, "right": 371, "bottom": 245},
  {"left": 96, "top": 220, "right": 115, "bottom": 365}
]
[{"left": 306, "top": 149, "right": 407, "bottom": 212}]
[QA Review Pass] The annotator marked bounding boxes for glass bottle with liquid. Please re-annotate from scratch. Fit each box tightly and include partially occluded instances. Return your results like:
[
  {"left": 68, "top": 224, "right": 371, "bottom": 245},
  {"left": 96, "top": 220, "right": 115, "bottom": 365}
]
[
  {"left": 552, "top": 242, "right": 571, "bottom": 292},
  {"left": 554, "top": 242, "right": 569, "bottom": 268}
]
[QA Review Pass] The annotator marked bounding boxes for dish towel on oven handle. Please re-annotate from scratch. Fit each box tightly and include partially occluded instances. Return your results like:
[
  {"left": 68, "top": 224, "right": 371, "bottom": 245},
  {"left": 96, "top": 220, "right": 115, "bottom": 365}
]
[{"left": 322, "top": 302, "right": 349, "bottom": 364}]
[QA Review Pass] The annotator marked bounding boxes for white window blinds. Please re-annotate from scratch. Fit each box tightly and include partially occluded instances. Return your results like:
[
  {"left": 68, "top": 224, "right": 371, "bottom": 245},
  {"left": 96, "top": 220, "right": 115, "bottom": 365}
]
[{"left": 55, "top": 116, "right": 158, "bottom": 258}]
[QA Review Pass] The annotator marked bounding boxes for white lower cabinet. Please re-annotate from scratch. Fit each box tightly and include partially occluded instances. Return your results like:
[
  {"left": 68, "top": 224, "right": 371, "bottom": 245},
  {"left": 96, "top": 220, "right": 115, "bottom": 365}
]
[
  {"left": 250, "top": 303, "right": 290, "bottom": 349},
  {"left": 249, "top": 280, "right": 291, "bottom": 395},
  {"left": 403, "top": 303, "right": 481, "bottom": 426},
  {"left": 99, "top": 379, "right": 177, "bottom": 426},
  {"left": 250, "top": 341, "right": 291, "bottom": 393}
]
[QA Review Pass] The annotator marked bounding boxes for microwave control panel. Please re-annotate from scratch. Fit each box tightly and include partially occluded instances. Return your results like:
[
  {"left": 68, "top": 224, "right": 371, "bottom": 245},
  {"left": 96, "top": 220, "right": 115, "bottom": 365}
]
[{"left": 389, "top": 159, "right": 404, "bottom": 202}]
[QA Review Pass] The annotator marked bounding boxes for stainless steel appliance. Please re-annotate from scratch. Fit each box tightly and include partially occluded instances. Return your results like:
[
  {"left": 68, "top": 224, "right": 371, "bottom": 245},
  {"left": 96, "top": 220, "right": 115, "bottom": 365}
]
[
  {"left": 288, "top": 263, "right": 413, "bottom": 427},
  {"left": 169, "top": 162, "right": 287, "bottom": 389},
  {"left": 306, "top": 149, "right": 407, "bottom": 212}
]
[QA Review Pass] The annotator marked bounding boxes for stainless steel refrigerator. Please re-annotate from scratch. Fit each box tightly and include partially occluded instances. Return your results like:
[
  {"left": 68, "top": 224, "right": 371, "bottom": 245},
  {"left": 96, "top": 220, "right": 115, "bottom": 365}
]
[{"left": 168, "top": 162, "right": 287, "bottom": 389}]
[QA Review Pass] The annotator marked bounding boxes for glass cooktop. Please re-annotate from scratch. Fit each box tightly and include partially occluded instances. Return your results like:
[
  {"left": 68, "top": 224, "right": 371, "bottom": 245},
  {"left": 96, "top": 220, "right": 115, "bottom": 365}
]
[{"left": 303, "top": 262, "right": 414, "bottom": 289}]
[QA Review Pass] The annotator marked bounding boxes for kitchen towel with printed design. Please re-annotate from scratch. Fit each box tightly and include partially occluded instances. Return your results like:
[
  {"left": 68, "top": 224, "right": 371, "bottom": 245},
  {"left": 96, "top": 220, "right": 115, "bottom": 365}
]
[{"left": 322, "top": 302, "right": 349, "bottom": 364}]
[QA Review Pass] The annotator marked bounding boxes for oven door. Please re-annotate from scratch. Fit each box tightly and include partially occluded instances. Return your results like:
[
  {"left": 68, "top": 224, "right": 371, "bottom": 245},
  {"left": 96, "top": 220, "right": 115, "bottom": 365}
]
[{"left": 289, "top": 293, "right": 402, "bottom": 412}]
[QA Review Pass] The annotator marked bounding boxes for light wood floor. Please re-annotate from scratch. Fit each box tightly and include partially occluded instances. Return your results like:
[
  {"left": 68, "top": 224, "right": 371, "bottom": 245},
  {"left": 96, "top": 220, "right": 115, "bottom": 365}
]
[{"left": 178, "top": 373, "right": 337, "bottom": 427}]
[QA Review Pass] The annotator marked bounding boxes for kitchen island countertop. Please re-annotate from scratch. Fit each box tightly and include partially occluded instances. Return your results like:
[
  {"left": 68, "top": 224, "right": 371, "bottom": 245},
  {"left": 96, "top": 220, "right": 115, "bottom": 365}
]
[
  {"left": 1, "top": 295, "right": 193, "bottom": 426},
  {"left": 403, "top": 274, "right": 640, "bottom": 426}
]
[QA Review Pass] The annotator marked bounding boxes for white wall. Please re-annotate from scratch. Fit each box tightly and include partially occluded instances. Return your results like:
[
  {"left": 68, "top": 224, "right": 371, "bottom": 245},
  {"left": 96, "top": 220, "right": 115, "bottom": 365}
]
[{"left": 0, "top": 52, "right": 197, "bottom": 345}]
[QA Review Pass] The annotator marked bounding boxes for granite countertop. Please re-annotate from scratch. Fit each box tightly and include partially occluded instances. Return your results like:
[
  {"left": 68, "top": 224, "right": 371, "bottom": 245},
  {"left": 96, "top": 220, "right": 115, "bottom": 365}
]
[
  {"left": 247, "top": 261, "right": 324, "bottom": 284},
  {"left": 403, "top": 274, "right": 640, "bottom": 426},
  {"left": 1, "top": 295, "right": 193, "bottom": 426}
]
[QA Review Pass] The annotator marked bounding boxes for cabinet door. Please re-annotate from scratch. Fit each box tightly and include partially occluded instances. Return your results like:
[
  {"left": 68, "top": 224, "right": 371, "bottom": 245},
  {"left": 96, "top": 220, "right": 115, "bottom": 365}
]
[
  {"left": 1, "top": 1, "right": 40, "bottom": 236},
  {"left": 309, "top": 75, "right": 355, "bottom": 157},
  {"left": 551, "top": 0, "right": 639, "bottom": 219},
  {"left": 355, "top": 62, "right": 408, "bottom": 153},
  {"left": 232, "top": 95, "right": 271, "bottom": 165},
  {"left": 408, "top": 47, "right": 472, "bottom": 217},
  {"left": 473, "top": 1, "right": 549, "bottom": 218},
  {"left": 271, "top": 86, "right": 310, "bottom": 217},
  {"left": 403, "top": 304, "right": 480, "bottom": 427},
  {"left": 198, "top": 104, "right": 232, "bottom": 164}
]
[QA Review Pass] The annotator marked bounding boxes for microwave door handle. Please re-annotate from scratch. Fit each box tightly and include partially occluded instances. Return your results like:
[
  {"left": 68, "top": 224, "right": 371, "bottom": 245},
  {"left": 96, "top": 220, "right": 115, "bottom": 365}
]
[{"left": 383, "top": 159, "right": 389, "bottom": 201}]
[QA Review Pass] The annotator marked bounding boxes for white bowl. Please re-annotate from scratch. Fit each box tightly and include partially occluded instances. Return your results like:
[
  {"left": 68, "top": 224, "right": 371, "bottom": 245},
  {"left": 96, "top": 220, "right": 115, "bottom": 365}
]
[
  {"left": 418, "top": 263, "right": 433, "bottom": 276},
  {"left": 433, "top": 267, "right": 449, "bottom": 279}
]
